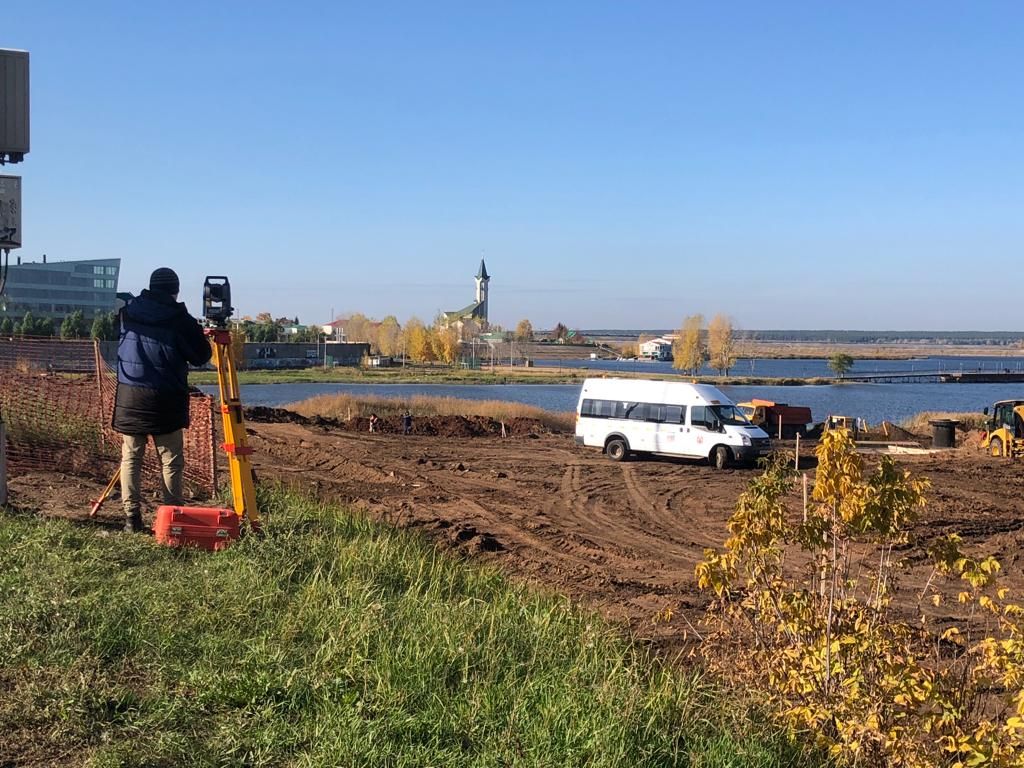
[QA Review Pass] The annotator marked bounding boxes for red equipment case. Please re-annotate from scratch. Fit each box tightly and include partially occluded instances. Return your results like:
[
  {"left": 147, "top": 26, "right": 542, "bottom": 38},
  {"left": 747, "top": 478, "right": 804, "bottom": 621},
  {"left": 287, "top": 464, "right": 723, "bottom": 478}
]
[{"left": 152, "top": 505, "right": 240, "bottom": 551}]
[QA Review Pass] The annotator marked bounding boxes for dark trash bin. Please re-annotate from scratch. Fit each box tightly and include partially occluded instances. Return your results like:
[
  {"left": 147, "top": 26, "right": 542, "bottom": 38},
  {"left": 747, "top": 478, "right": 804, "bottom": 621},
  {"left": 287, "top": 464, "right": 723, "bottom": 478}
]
[{"left": 928, "top": 419, "right": 959, "bottom": 449}]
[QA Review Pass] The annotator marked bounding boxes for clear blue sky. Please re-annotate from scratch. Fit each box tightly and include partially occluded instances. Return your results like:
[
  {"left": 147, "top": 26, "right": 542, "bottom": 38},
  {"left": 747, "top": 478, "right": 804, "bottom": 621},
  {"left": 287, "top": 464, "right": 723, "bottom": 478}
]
[{"left": 9, "top": 1, "right": 1023, "bottom": 330}]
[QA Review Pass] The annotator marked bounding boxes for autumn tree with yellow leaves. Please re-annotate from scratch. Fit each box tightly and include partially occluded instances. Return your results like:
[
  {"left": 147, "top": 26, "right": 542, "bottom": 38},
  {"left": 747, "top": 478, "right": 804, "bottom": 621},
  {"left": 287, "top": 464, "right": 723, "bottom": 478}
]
[
  {"left": 376, "top": 316, "right": 401, "bottom": 356},
  {"left": 403, "top": 317, "right": 433, "bottom": 363},
  {"left": 514, "top": 319, "right": 534, "bottom": 342},
  {"left": 697, "top": 431, "right": 1024, "bottom": 767},
  {"left": 672, "top": 315, "right": 706, "bottom": 374},
  {"left": 430, "top": 317, "right": 462, "bottom": 365},
  {"left": 707, "top": 314, "right": 736, "bottom": 375}
]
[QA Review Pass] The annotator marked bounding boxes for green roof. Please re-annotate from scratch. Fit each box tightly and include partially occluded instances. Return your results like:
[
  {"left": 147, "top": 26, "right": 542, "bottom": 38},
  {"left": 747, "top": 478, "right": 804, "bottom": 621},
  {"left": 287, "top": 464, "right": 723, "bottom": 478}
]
[{"left": 443, "top": 300, "right": 484, "bottom": 321}]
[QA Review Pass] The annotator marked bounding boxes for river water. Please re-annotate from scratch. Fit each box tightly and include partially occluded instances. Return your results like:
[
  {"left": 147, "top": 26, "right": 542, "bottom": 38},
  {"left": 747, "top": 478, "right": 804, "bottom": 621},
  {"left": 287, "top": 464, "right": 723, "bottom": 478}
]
[
  {"left": 203, "top": 377, "right": 1024, "bottom": 426},
  {"left": 532, "top": 355, "right": 1024, "bottom": 379}
]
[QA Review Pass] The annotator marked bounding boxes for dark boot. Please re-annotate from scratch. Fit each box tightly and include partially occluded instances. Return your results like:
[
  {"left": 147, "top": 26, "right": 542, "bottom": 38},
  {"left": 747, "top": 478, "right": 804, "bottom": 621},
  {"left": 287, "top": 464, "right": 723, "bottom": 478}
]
[{"left": 124, "top": 512, "right": 144, "bottom": 533}]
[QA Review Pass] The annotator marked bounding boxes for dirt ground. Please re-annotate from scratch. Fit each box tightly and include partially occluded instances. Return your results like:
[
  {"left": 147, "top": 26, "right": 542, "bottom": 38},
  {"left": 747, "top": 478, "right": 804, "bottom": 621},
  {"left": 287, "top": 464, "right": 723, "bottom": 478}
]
[{"left": 7, "top": 412, "right": 1024, "bottom": 657}]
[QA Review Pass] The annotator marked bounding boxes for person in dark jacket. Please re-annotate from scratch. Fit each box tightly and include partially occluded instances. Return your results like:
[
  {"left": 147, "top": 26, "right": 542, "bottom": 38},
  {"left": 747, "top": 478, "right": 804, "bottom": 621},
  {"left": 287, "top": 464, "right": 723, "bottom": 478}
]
[{"left": 113, "top": 267, "right": 212, "bottom": 532}]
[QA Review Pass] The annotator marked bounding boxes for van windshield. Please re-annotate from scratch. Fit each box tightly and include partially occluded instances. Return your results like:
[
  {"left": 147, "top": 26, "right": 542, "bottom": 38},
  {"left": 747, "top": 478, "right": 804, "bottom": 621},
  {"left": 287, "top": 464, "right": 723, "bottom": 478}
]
[{"left": 711, "top": 405, "right": 751, "bottom": 426}]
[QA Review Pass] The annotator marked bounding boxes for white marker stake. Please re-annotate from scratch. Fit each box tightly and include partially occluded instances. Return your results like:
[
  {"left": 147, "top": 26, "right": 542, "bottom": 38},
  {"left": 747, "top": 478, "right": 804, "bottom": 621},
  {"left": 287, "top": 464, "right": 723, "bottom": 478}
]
[{"left": 802, "top": 472, "right": 808, "bottom": 523}]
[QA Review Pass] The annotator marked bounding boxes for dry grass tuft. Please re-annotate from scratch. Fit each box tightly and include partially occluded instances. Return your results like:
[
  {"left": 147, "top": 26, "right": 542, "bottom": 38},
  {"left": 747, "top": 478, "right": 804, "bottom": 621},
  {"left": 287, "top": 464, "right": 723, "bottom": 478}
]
[
  {"left": 898, "top": 410, "right": 988, "bottom": 435},
  {"left": 288, "top": 393, "right": 575, "bottom": 432}
]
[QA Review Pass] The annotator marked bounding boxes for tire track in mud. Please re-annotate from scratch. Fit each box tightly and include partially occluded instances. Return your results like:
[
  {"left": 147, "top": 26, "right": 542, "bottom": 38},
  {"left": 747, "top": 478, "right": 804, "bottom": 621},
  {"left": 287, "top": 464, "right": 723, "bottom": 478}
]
[
  {"left": 524, "top": 458, "right": 692, "bottom": 600},
  {"left": 547, "top": 463, "right": 637, "bottom": 566},
  {"left": 618, "top": 463, "right": 724, "bottom": 550},
  {"left": 636, "top": 465, "right": 741, "bottom": 552},
  {"left": 553, "top": 462, "right": 650, "bottom": 558},
  {"left": 344, "top": 439, "right": 623, "bottom": 584},
  {"left": 610, "top": 463, "right": 727, "bottom": 594}
]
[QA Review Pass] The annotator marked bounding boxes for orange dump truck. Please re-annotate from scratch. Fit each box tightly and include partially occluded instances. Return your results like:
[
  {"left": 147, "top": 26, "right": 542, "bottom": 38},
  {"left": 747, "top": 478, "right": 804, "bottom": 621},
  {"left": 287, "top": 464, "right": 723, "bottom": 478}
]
[{"left": 737, "top": 399, "right": 813, "bottom": 438}]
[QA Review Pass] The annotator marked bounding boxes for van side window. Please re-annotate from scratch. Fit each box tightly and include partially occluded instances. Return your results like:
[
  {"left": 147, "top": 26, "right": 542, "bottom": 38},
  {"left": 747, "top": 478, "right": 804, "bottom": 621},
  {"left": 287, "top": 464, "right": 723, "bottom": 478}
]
[
  {"left": 665, "top": 405, "right": 684, "bottom": 424},
  {"left": 581, "top": 399, "right": 686, "bottom": 424},
  {"left": 626, "top": 402, "right": 646, "bottom": 420},
  {"left": 691, "top": 405, "right": 713, "bottom": 430}
]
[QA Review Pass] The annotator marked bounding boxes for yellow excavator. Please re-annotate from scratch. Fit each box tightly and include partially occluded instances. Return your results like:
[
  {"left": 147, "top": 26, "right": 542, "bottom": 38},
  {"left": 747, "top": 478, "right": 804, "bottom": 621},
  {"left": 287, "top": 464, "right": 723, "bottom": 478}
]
[{"left": 982, "top": 399, "right": 1024, "bottom": 459}]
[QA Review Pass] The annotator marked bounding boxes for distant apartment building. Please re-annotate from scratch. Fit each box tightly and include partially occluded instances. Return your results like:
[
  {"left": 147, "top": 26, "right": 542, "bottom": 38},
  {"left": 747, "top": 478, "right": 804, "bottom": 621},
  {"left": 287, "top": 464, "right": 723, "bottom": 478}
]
[{"left": 1, "top": 256, "right": 121, "bottom": 321}]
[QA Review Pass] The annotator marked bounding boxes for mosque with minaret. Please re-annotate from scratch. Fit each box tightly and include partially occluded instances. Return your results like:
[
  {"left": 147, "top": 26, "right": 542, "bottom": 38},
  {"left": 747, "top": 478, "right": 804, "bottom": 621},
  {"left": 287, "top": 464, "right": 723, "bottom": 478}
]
[{"left": 441, "top": 259, "right": 491, "bottom": 331}]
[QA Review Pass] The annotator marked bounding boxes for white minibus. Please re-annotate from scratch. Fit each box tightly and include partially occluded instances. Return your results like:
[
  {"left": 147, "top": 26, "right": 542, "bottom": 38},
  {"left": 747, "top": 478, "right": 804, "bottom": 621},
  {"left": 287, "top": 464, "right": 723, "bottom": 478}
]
[{"left": 574, "top": 378, "right": 772, "bottom": 468}]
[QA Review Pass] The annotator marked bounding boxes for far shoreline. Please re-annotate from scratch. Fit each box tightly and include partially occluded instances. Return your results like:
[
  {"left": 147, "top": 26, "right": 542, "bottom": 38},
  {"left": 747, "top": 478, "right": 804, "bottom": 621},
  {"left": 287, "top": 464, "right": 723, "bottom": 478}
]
[{"left": 189, "top": 339, "right": 1024, "bottom": 387}]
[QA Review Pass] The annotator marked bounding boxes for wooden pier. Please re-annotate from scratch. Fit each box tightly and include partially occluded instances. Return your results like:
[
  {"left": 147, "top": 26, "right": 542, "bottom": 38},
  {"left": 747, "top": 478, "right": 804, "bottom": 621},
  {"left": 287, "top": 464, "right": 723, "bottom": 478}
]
[{"left": 840, "top": 369, "right": 1024, "bottom": 384}]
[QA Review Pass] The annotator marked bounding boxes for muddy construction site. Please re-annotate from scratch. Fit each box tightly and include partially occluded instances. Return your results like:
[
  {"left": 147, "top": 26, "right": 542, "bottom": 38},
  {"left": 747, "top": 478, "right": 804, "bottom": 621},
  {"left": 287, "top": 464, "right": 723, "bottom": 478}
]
[{"left": 8, "top": 409, "right": 1024, "bottom": 656}]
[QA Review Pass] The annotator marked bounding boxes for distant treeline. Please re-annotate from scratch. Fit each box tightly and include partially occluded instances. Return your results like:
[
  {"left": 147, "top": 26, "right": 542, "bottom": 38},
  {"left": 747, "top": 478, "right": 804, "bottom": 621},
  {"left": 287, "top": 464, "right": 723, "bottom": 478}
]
[{"left": 576, "top": 329, "right": 1024, "bottom": 344}]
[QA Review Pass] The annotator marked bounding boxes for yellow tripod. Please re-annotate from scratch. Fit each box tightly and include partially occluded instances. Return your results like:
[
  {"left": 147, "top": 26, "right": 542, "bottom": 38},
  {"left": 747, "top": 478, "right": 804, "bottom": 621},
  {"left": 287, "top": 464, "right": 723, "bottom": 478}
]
[{"left": 206, "top": 327, "right": 261, "bottom": 530}]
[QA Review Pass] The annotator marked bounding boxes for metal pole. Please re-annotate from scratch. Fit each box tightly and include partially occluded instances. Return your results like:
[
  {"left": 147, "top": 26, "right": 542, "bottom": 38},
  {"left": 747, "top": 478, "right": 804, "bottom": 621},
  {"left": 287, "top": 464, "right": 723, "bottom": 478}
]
[{"left": 0, "top": 419, "right": 7, "bottom": 507}]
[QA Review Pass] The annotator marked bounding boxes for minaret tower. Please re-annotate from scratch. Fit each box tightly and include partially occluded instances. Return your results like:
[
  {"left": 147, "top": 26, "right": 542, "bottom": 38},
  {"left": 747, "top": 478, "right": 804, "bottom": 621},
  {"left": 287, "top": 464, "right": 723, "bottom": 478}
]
[{"left": 474, "top": 259, "right": 490, "bottom": 327}]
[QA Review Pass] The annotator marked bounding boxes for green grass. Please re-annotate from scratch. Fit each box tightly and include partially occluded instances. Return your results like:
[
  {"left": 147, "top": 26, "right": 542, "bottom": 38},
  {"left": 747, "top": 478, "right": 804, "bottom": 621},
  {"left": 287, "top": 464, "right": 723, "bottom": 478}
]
[{"left": 0, "top": 490, "right": 815, "bottom": 767}]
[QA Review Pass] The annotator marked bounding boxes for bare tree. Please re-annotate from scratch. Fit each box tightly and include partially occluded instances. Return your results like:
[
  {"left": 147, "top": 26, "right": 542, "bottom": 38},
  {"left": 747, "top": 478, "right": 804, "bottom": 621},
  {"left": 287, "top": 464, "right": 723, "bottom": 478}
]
[{"left": 343, "top": 313, "right": 371, "bottom": 343}]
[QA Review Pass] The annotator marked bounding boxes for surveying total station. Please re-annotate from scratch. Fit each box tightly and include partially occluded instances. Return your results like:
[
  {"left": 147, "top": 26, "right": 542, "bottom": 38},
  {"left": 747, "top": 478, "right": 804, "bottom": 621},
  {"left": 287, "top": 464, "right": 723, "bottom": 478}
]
[
  {"left": 146, "top": 276, "right": 262, "bottom": 549},
  {"left": 197, "top": 275, "right": 261, "bottom": 531}
]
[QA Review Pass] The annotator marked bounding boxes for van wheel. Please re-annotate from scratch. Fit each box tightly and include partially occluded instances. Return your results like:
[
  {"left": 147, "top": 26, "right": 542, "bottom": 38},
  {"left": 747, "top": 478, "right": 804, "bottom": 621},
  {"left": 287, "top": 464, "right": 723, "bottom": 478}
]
[
  {"left": 711, "top": 445, "right": 731, "bottom": 470},
  {"left": 990, "top": 437, "right": 1003, "bottom": 457},
  {"left": 606, "top": 437, "right": 628, "bottom": 462}
]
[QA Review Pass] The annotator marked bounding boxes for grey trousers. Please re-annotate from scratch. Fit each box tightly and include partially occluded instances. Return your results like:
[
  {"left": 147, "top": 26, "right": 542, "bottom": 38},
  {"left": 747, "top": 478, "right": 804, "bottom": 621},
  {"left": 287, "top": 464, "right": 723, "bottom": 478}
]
[{"left": 121, "top": 430, "right": 185, "bottom": 517}]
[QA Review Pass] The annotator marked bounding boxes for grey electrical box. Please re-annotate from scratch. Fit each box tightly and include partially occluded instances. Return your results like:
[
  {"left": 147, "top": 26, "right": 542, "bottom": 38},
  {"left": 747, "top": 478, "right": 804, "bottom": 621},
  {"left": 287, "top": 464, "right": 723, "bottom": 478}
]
[
  {"left": 0, "top": 175, "right": 21, "bottom": 248},
  {"left": 0, "top": 49, "right": 29, "bottom": 163}
]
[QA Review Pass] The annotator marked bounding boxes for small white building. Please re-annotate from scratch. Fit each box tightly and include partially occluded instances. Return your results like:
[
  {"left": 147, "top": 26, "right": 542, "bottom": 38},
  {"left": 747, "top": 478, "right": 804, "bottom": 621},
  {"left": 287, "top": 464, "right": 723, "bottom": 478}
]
[
  {"left": 639, "top": 336, "right": 674, "bottom": 361},
  {"left": 321, "top": 321, "right": 347, "bottom": 341}
]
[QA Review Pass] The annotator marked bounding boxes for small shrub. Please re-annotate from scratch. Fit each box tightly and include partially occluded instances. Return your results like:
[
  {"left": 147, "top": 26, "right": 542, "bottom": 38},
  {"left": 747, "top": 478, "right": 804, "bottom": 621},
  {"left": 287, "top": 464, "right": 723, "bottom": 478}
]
[{"left": 697, "top": 431, "right": 1024, "bottom": 766}]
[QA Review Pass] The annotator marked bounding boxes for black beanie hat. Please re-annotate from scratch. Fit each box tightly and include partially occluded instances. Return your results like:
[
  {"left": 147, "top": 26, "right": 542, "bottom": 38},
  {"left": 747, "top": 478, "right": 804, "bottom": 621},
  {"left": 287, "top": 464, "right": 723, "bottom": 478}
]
[{"left": 149, "top": 267, "right": 180, "bottom": 295}]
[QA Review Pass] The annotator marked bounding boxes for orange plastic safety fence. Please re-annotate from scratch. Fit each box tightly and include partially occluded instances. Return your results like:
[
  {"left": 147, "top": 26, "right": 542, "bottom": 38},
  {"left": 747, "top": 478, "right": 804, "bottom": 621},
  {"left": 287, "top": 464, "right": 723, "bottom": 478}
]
[{"left": 0, "top": 337, "right": 216, "bottom": 500}]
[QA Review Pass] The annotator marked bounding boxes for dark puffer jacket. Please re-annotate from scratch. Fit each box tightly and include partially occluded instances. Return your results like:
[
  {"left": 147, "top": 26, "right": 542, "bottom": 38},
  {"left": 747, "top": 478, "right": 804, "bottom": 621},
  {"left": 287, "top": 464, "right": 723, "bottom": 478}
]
[{"left": 112, "top": 289, "right": 213, "bottom": 436}]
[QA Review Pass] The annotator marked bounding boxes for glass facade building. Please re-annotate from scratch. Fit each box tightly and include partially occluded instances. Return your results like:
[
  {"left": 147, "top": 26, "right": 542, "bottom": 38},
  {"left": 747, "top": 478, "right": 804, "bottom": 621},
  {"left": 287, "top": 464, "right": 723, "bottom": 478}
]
[{"left": 1, "top": 257, "right": 121, "bottom": 321}]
